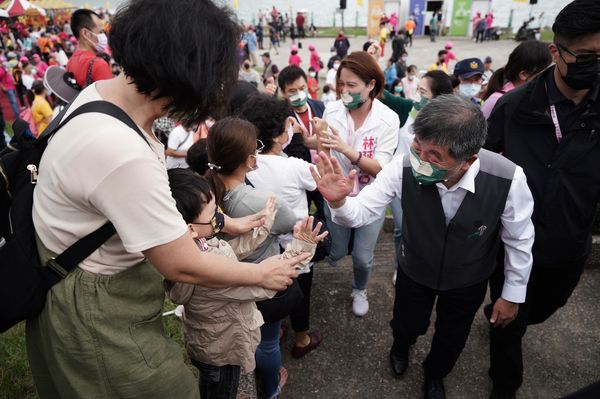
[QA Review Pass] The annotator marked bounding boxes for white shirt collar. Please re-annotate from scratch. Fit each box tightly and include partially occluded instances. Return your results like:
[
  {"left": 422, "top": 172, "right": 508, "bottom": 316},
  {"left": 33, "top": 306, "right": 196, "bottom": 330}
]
[{"left": 436, "top": 158, "right": 480, "bottom": 194}]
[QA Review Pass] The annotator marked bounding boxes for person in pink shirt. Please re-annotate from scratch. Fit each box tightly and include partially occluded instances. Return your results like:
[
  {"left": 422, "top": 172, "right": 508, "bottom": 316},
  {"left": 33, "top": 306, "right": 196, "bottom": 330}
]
[
  {"left": 481, "top": 40, "right": 552, "bottom": 119},
  {"left": 443, "top": 41, "right": 457, "bottom": 69},
  {"left": 0, "top": 57, "right": 19, "bottom": 119},
  {"left": 308, "top": 44, "right": 321, "bottom": 77},
  {"left": 31, "top": 54, "right": 48, "bottom": 79},
  {"left": 289, "top": 44, "right": 302, "bottom": 67}
]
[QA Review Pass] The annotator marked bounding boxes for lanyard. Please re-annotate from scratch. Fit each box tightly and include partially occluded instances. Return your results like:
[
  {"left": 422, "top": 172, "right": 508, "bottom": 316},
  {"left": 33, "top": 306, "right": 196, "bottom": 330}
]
[
  {"left": 545, "top": 82, "right": 563, "bottom": 143},
  {"left": 549, "top": 104, "right": 563, "bottom": 142},
  {"left": 293, "top": 105, "right": 312, "bottom": 136}
]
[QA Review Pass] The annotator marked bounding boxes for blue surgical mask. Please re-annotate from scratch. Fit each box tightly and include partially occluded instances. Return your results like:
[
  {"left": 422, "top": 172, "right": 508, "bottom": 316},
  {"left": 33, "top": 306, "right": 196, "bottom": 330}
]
[
  {"left": 394, "top": 86, "right": 404, "bottom": 93},
  {"left": 459, "top": 83, "right": 482, "bottom": 98}
]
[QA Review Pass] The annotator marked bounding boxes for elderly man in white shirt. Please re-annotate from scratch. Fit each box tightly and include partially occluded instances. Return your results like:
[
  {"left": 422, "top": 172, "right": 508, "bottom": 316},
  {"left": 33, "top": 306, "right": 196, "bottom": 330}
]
[{"left": 310, "top": 95, "right": 534, "bottom": 399}]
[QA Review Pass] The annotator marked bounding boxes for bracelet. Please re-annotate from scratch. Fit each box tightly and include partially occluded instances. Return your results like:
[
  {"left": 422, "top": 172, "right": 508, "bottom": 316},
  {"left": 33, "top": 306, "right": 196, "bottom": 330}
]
[{"left": 351, "top": 151, "right": 363, "bottom": 166}]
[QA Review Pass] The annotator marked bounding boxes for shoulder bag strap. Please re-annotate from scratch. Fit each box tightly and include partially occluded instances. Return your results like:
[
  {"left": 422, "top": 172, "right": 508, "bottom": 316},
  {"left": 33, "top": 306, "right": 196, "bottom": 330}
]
[{"left": 43, "top": 100, "right": 152, "bottom": 278}]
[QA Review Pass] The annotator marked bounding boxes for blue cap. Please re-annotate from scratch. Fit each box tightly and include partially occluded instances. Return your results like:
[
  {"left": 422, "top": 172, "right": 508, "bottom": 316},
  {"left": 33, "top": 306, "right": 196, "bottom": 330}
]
[{"left": 453, "top": 58, "right": 484, "bottom": 79}]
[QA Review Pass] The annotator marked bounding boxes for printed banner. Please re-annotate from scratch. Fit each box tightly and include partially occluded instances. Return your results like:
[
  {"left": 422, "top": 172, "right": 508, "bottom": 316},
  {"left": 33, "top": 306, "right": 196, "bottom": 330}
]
[
  {"left": 408, "top": 0, "right": 426, "bottom": 35},
  {"left": 449, "top": 0, "right": 472, "bottom": 36},
  {"left": 367, "top": 0, "right": 384, "bottom": 37}
]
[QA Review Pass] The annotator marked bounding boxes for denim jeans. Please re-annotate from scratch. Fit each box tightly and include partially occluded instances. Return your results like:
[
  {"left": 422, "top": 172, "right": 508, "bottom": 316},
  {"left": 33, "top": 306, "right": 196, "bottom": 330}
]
[
  {"left": 324, "top": 204, "right": 385, "bottom": 290},
  {"left": 255, "top": 320, "right": 282, "bottom": 399},
  {"left": 389, "top": 196, "right": 403, "bottom": 259},
  {"left": 191, "top": 359, "right": 240, "bottom": 399},
  {"left": 6, "top": 89, "right": 19, "bottom": 120}
]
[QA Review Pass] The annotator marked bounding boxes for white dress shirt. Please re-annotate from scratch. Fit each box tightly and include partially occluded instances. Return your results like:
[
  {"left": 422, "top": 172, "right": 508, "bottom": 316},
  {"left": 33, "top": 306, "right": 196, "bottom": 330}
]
[{"left": 330, "top": 156, "right": 535, "bottom": 303}]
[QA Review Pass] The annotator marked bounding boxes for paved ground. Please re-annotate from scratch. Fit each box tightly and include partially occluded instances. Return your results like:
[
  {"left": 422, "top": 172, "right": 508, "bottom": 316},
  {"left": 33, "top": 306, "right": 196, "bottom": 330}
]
[
  {"left": 262, "top": 36, "right": 600, "bottom": 399},
  {"left": 278, "top": 229, "right": 600, "bottom": 399},
  {"left": 263, "top": 35, "right": 517, "bottom": 79}
]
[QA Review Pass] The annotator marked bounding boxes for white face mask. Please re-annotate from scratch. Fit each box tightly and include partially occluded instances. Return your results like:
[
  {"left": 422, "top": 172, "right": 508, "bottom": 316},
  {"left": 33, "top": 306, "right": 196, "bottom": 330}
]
[
  {"left": 459, "top": 83, "right": 482, "bottom": 98},
  {"left": 333, "top": 63, "right": 340, "bottom": 70},
  {"left": 401, "top": 56, "right": 408, "bottom": 62},
  {"left": 90, "top": 31, "right": 108, "bottom": 52},
  {"left": 309, "top": 72, "right": 316, "bottom": 78},
  {"left": 408, "top": 74, "right": 416, "bottom": 81}
]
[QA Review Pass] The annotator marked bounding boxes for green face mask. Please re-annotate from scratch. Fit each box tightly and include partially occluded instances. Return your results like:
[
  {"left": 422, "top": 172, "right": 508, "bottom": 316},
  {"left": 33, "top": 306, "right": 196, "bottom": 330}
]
[
  {"left": 289, "top": 90, "right": 308, "bottom": 108},
  {"left": 413, "top": 96, "right": 429, "bottom": 111},
  {"left": 409, "top": 147, "right": 448, "bottom": 185},
  {"left": 341, "top": 92, "right": 366, "bottom": 110}
]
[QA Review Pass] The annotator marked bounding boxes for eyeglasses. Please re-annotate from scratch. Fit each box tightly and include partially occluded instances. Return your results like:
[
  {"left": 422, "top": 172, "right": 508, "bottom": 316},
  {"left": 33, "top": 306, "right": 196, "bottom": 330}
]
[
  {"left": 256, "top": 139, "right": 265, "bottom": 154},
  {"left": 557, "top": 43, "right": 600, "bottom": 64}
]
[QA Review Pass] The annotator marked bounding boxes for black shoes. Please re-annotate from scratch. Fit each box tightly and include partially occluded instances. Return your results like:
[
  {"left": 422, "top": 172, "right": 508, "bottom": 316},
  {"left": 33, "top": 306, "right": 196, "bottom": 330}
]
[
  {"left": 423, "top": 375, "right": 446, "bottom": 399},
  {"left": 490, "top": 386, "right": 516, "bottom": 399},
  {"left": 389, "top": 349, "right": 409, "bottom": 378}
]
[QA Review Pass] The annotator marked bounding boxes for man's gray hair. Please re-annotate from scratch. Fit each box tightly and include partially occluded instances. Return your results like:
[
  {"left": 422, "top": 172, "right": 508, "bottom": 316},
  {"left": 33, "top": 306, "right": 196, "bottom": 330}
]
[{"left": 412, "top": 94, "right": 487, "bottom": 161}]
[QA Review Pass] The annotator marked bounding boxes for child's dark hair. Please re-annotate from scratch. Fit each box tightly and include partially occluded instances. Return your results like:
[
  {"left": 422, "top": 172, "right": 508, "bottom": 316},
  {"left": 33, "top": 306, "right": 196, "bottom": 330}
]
[
  {"left": 323, "top": 85, "right": 330, "bottom": 93},
  {"left": 167, "top": 168, "right": 213, "bottom": 224},
  {"left": 186, "top": 138, "right": 209, "bottom": 175}
]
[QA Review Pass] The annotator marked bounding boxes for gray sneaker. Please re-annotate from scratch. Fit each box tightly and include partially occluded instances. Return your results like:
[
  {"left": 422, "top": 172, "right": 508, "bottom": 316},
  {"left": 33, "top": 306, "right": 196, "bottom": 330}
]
[{"left": 351, "top": 289, "right": 369, "bottom": 316}]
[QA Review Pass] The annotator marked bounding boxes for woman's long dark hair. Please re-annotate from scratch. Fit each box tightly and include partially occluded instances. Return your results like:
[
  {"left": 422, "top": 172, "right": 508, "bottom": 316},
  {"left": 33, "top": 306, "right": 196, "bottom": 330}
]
[
  {"left": 204, "top": 117, "right": 258, "bottom": 210},
  {"left": 483, "top": 41, "right": 551, "bottom": 101}
]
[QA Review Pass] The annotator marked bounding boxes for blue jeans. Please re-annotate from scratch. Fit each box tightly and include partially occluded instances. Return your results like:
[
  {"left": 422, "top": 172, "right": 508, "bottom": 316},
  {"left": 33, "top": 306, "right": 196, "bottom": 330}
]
[
  {"left": 6, "top": 89, "right": 19, "bottom": 120},
  {"left": 389, "top": 196, "right": 403, "bottom": 266},
  {"left": 324, "top": 204, "right": 385, "bottom": 290},
  {"left": 255, "top": 320, "right": 281, "bottom": 399}
]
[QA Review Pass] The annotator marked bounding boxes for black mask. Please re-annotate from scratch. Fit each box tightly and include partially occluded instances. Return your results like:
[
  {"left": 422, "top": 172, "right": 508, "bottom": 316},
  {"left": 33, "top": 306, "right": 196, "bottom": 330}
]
[{"left": 559, "top": 56, "right": 600, "bottom": 91}]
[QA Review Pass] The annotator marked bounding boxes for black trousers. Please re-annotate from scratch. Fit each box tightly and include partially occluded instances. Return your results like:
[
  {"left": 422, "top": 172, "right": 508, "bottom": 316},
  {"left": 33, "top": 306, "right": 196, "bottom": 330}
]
[
  {"left": 191, "top": 359, "right": 241, "bottom": 399},
  {"left": 290, "top": 266, "right": 313, "bottom": 332},
  {"left": 390, "top": 268, "right": 488, "bottom": 379},
  {"left": 488, "top": 249, "right": 586, "bottom": 392}
]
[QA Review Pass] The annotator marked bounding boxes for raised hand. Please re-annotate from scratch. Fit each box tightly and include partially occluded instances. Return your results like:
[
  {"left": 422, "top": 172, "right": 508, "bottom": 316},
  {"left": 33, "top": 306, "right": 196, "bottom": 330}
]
[
  {"left": 319, "top": 125, "right": 352, "bottom": 156},
  {"left": 310, "top": 117, "right": 331, "bottom": 155},
  {"left": 309, "top": 151, "right": 355, "bottom": 207},
  {"left": 292, "top": 216, "right": 329, "bottom": 244},
  {"left": 256, "top": 196, "right": 278, "bottom": 229}
]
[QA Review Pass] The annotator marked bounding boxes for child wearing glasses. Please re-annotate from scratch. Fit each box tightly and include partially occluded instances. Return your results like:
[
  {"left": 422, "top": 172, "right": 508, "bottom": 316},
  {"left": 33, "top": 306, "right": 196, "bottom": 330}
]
[{"left": 165, "top": 168, "right": 326, "bottom": 399}]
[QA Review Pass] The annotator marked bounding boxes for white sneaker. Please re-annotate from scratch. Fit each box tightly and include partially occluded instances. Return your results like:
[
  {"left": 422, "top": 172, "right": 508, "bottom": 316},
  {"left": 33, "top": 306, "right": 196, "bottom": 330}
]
[
  {"left": 351, "top": 289, "right": 369, "bottom": 316},
  {"left": 392, "top": 270, "right": 397, "bottom": 286}
]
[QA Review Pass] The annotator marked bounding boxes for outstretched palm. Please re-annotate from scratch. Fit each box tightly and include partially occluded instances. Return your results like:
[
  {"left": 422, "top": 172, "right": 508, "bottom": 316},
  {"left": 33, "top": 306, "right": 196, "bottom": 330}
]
[{"left": 310, "top": 151, "right": 355, "bottom": 204}]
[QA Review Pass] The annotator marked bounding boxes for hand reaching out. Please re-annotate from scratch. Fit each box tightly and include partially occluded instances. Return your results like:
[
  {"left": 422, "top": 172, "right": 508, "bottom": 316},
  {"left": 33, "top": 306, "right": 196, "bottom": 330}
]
[
  {"left": 309, "top": 151, "right": 355, "bottom": 207},
  {"left": 255, "top": 196, "right": 278, "bottom": 231},
  {"left": 319, "top": 126, "right": 352, "bottom": 156},
  {"left": 292, "top": 216, "right": 328, "bottom": 244}
]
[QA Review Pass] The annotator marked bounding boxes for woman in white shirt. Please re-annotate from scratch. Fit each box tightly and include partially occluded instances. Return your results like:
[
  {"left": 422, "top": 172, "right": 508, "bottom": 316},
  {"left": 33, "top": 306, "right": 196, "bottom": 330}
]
[
  {"left": 25, "top": 2, "right": 306, "bottom": 397},
  {"left": 242, "top": 94, "right": 324, "bottom": 359},
  {"left": 318, "top": 51, "right": 399, "bottom": 316},
  {"left": 165, "top": 122, "right": 195, "bottom": 169}
]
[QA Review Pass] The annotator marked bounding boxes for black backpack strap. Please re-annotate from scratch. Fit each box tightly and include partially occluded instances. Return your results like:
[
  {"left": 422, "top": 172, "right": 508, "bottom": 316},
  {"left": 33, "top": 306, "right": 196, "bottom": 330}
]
[
  {"left": 46, "top": 222, "right": 116, "bottom": 279},
  {"left": 40, "top": 100, "right": 153, "bottom": 280},
  {"left": 40, "top": 100, "right": 150, "bottom": 147}
]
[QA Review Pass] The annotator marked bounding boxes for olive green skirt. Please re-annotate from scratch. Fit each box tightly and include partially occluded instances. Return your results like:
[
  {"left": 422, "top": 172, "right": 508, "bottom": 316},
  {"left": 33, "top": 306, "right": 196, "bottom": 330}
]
[{"left": 26, "top": 238, "right": 198, "bottom": 398}]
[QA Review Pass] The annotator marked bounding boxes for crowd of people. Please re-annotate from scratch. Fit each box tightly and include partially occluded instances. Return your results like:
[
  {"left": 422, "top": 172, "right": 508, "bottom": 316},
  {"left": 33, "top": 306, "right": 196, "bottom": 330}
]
[{"left": 0, "top": 0, "right": 599, "bottom": 399}]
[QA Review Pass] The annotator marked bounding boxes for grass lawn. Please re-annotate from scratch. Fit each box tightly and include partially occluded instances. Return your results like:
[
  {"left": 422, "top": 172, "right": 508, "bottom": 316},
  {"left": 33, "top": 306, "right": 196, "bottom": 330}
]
[
  {"left": 0, "top": 300, "right": 195, "bottom": 397},
  {"left": 315, "top": 27, "right": 366, "bottom": 37}
]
